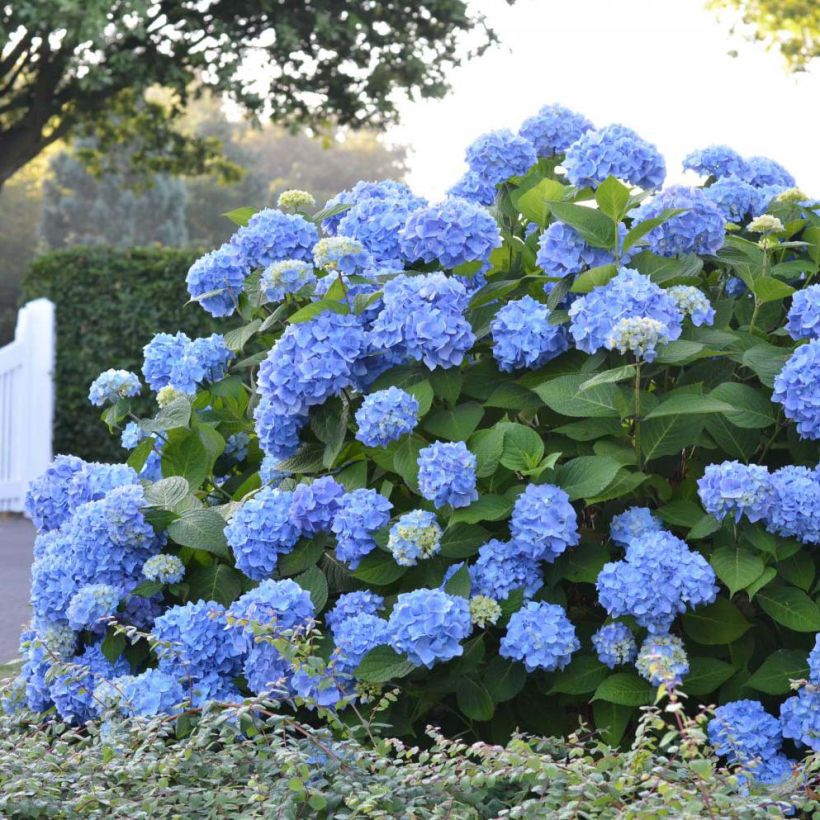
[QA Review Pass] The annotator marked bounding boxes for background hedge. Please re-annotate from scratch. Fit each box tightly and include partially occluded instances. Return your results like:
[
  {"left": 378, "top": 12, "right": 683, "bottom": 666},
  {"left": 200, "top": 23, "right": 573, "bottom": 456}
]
[{"left": 22, "top": 246, "right": 226, "bottom": 462}]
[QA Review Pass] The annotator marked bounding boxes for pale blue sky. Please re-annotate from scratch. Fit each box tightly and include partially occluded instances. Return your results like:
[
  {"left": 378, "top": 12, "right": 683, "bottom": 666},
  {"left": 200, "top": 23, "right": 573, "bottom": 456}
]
[{"left": 389, "top": 0, "right": 820, "bottom": 198}]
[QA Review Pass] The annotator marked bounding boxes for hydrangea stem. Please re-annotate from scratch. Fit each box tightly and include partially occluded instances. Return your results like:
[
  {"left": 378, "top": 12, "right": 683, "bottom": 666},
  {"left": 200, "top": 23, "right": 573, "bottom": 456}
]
[{"left": 633, "top": 361, "right": 642, "bottom": 463}]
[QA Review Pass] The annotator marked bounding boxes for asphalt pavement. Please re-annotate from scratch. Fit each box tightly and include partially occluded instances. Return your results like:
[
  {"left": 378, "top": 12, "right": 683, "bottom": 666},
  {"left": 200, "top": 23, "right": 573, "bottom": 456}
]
[{"left": 0, "top": 515, "right": 33, "bottom": 661}]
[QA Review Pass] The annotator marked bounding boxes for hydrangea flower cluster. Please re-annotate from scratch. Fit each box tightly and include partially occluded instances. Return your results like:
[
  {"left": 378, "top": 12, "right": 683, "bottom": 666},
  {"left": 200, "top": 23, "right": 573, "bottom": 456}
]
[
  {"left": 519, "top": 104, "right": 593, "bottom": 157},
  {"left": 509, "top": 484, "right": 579, "bottom": 562},
  {"left": 682, "top": 145, "right": 748, "bottom": 179},
  {"left": 387, "top": 588, "right": 472, "bottom": 668},
  {"left": 464, "top": 129, "right": 537, "bottom": 186},
  {"left": 609, "top": 506, "right": 663, "bottom": 549},
  {"left": 322, "top": 179, "right": 423, "bottom": 235},
  {"left": 142, "top": 332, "right": 233, "bottom": 394},
  {"left": 331, "top": 489, "right": 393, "bottom": 569},
  {"left": 499, "top": 601, "right": 579, "bottom": 672},
  {"left": 66, "top": 584, "right": 121, "bottom": 631},
  {"left": 24, "top": 454, "right": 86, "bottom": 532},
  {"left": 697, "top": 461, "right": 772, "bottom": 523},
  {"left": 332, "top": 613, "right": 390, "bottom": 676},
  {"left": 417, "top": 441, "right": 478, "bottom": 509},
  {"left": 325, "top": 591, "right": 385, "bottom": 634},
  {"left": 447, "top": 171, "right": 496, "bottom": 206},
  {"left": 469, "top": 595, "right": 502, "bottom": 628},
  {"left": 773, "top": 338, "right": 820, "bottom": 439},
  {"left": 230, "top": 209, "right": 318, "bottom": 269},
  {"left": 592, "top": 622, "right": 637, "bottom": 669},
  {"left": 253, "top": 401, "right": 306, "bottom": 463},
  {"left": 563, "top": 124, "right": 666, "bottom": 190},
  {"left": 631, "top": 186, "right": 725, "bottom": 257},
  {"left": 606, "top": 317, "right": 670, "bottom": 362},
  {"left": 313, "top": 236, "right": 371, "bottom": 274},
  {"left": 387, "top": 510, "right": 442, "bottom": 566},
  {"left": 225, "top": 487, "right": 300, "bottom": 579},
  {"left": 185, "top": 242, "right": 247, "bottom": 317},
  {"left": 469, "top": 539, "right": 543, "bottom": 601},
  {"left": 597, "top": 530, "right": 718, "bottom": 633},
  {"left": 142, "top": 554, "right": 185, "bottom": 584},
  {"left": 368, "top": 273, "right": 475, "bottom": 370},
  {"left": 88, "top": 369, "right": 141, "bottom": 406},
  {"left": 399, "top": 197, "right": 501, "bottom": 270},
  {"left": 568, "top": 268, "right": 683, "bottom": 356},
  {"left": 780, "top": 687, "right": 820, "bottom": 751},
  {"left": 703, "top": 176, "right": 764, "bottom": 222},
  {"left": 786, "top": 284, "right": 820, "bottom": 340},
  {"left": 666, "top": 286, "right": 716, "bottom": 327},
  {"left": 636, "top": 634, "right": 689, "bottom": 688},
  {"left": 742, "top": 156, "right": 795, "bottom": 188},
  {"left": 112, "top": 668, "right": 186, "bottom": 718},
  {"left": 764, "top": 465, "right": 820, "bottom": 544},
  {"left": 278, "top": 189, "right": 315, "bottom": 212},
  {"left": 535, "top": 221, "right": 628, "bottom": 277},
  {"left": 491, "top": 296, "right": 569, "bottom": 372},
  {"left": 289, "top": 477, "right": 344, "bottom": 535},
  {"left": 354, "top": 387, "right": 419, "bottom": 447},
  {"left": 261, "top": 259, "right": 316, "bottom": 302}
]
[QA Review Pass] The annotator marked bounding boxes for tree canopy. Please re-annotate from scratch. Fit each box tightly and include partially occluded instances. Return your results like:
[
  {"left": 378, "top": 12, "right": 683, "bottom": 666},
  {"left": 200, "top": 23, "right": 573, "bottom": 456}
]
[{"left": 0, "top": 1, "right": 498, "bottom": 187}]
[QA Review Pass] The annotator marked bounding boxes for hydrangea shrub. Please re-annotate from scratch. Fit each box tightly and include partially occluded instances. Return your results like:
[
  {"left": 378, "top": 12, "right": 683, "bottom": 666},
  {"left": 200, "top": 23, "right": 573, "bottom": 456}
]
[{"left": 14, "top": 107, "right": 820, "bottom": 776}]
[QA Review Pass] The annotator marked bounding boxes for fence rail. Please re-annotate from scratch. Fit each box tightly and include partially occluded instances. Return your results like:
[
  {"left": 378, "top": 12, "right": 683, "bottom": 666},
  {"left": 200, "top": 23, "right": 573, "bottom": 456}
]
[{"left": 0, "top": 299, "right": 54, "bottom": 513}]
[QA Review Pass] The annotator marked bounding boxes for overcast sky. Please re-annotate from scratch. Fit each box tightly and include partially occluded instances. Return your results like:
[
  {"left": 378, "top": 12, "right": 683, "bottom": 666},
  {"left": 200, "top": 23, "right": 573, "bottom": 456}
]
[{"left": 388, "top": 0, "right": 820, "bottom": 199}]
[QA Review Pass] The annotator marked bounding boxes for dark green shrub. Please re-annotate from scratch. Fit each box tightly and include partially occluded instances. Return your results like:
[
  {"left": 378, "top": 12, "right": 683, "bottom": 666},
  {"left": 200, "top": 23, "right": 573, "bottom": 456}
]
[{"left": 21, "top": 246, "right": 229, "bottom": 461}]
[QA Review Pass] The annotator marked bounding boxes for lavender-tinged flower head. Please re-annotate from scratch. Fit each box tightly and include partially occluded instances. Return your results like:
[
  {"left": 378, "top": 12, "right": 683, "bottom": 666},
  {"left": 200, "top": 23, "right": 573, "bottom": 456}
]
[
  {"left": 697, "top": 461, "right": 773, "bottom": 524},
  {"left": 355, "top": 387, "right": 419, "bottom": 447},
  {"left": 447, "top": 171, "right": 496, "bottom": 206},
  {"left": 708, "top": 699, "right": 783, "bottom": 769},
  {"left": 113, "top": 669, "right": 187, "bottom": 718},
  {"left": 741, "top": 156, "right": 796, "bottom": 189},
  {"left": 682, "top": 145, "right": 748, "bottom": 179},
  {"left": 289, "top": 477, "right": 344, "bottom": 535},
  {"left": 417, "top": 441, "right": 478, "bottom": 509},
  {"left": 703, "top": 176, "right": 765, "bottom": 223},
  {"left": 322, "top": 180, "right": 422, "bottom": 235},
  {"left": 25, "top": 455, "right": 86, "bottom": 532},
  {"left": 763, "top": 465, "right": 820, "bottom": 545},
  {"left": 499, "top": 601, "right": 579, "bottom": 672},
  {"left": 469, "top": 539, "right": 543, "bottom": 601},
  {"left": 780, "top": 689, "right": 820, "bottom": 751},
  {"left": 773, "top": 338, "right": 820, "bottom": 439},
  {"left": 510, "top": 484, "right": 579, "bottom": 562},
  {"left": 325, "top": 591, "right": 385, "bottom": 635},
  {"left": 610, "top": 506, "right": 664, "bottom": 549}
]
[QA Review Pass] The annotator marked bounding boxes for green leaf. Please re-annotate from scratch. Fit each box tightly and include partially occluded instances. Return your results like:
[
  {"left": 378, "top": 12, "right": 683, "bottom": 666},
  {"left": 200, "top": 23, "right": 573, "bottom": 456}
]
[
  {"left": 444, "top": 564, "right": 471, "bottom": 598},
  {"left": 745, "top": 566, "right": 777, "bottom": 600},
  {"left": 161, "top": 430, "right": 211, "bottom": 489},
  {"left": 560, "top": 542, "right": 610, "bottom": 583},
  {"left": 295, "top": 566, "right": 328, "bottom": 612},
  {"left": 682, "top": 597, "right": 751, "bottom": 645},
  {"left": 593, "top": 701, "right": 634, "bottom": 746},
  {"left": 428, "top": 369, "right": 463, "bottom": 406},
  {"left": 223, "top": 206, "right": 257, "bottom": 226},
  {"left": 655, "top": 340, "right": 707, "bottom": 365},
  {"left": 143, "top": 476, "right": 190, "bottom": 508},
  {"left": 223, "top": 319, "right": 262, "bottom": 353},
  {"left": 710, "top": 383, "right": 776, "bottom": 429},
  {"left": 593, "top": 673, "right": 653, "bottom": 706},
  {"left": 751, "top": 277, "right": 795, "bottom": 304},
  {"left": 570, "top": 263, "right": 618, "bottom": 294},
  {"left": 741, "top": 343, "right": 791, "bottom": 388},
  {"left": 483, "top": 657, "right": 527, "bottom": 703},
  {"left": 534, "top": 374, "right": 624, "bottom": 418},
  {"left": 440, "top": 523, "right": 490, "bottom": 558},
  {"left": 126, "top": 437, "right": 155, "bottom": 473},
  {"left": 548, "top": 201, "right": 616, "bottom": 249},
  {"left": 483, "top": 383, "right": 543, "bottom": 411},
  {"left": 392, "top": 434, "right": 424, "bottom": 488},
  {"left": 551, "top": 654, "right": 610, "bottom": 695},
  {"left": 744, "top": 649, "right": 810, "bottom": 695},
  {"left": 468, "top": 428, "right": 505, "bottom": 478},
  {"left": 682, "top": 657, "right": 737, "bottom": 696},
  {"left": 513, "top": 178, "right": 566, "bottom": 226},
  {"left": 640, "top": 415, "right": 704, "bottom": 461},
  {"left": 451, "top": 494, "right": 513, "bottom": 524},
  {"left": 141, "top": 397, "right": 192, "bottom": 433},
  {"left": 703, "top": 416, "right": 760, "bottom": 461},
  {"left": 278, "top": 534, "right": 329, "bottom": 577},
  {"left": 554, "top": 418, "right": 623, "bottom": 442},
  {"left": 355, "top": 646, "right": 417, "bottom": 683},
  {"left": 709, "top": 547, "right": 765, "bottom": 597},
  {"left": 277, "top": 443, "right": 327, "bottom": 474},
  {"left": 656, "top": 500, "right": 707, "bottom": 529},
  {"left": 595, "top": 176, "right": 631, "bottom": 223},
  {"left": 499, "top": 423, "right": 544, "bottom": 472},
  {"left": 579, "top": 366, "right": 636, "bottom": 391},
  {"left": 167, "top": 509, "right": 230, "bottom": 558},
  {"left": 352, "top": 551, "right": 406, "bottom": 586},
  {"left": 456, "top": 677, "right": 495, "bottom": 721},
  {"left": 586, "top": 469, "right": 647, "bottom": 504},
  {"left": 777, "top": 550, "right": 815, "bottom": 592},
  {"left": 756, "top": 584, "right": 820, "bottom": 632},
  {"left": 555, "top": 456, "right": 623, "bottom": 500},
  {"left": 101, "top": 632, "right": 126, "bottom": 665},
  {"left": 403, "top": 381, "right": 434, "bottom": 417},
  {"left": 623, "top": 209, "right": 687, "bottom": 253},
  {"left": 287, "top": 299, "right": 348, "bottom": 323},
  {"left": 423, "top": 402, "right": 484, "bottom": 442},
  {"left": 643, "top": 393, "right": 734, "bottom": 420},
  {"left": 186, "top": 564, "right": 244, "bottom": 607},
  {"left": 129, "top": 580, "right": 164, "bottom": 598}
]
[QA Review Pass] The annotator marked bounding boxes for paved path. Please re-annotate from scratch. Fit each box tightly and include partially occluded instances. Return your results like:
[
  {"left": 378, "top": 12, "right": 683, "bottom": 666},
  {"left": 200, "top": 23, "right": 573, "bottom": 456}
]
[{"left": 0, "top": 515, "right": 33, "bottom": 661}]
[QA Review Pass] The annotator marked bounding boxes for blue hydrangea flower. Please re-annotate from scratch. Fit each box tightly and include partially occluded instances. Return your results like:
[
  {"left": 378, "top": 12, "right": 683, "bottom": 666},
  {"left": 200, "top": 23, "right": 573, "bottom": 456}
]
[
  {"left": 519, "top": 104, "right": 594, "bottom": 157},
  {"left": 337, "top": 194, "right": 422, "bottom": 268},
  {"left": 636, "top": 634, "right": 689, "bottom": 688},
  {"left": 491, "top": 295, "right": 569, "bottom": 372},
  {"left": 142, "top": 332, "right": 233, "bottom": 393},
  {"left": 592, "top": 622, "right": 637, "bottom": 669},
  {"left": 331, "top": 489, "right": 393, "bottom": 569},
  {"left": 631, "top": 186, "right": 724, "bottom": 257},
  {"left": 763, "top": 465, "right": 820, "bottom": 545},
  {"left": 325, "top": 591, "right": 385, "bottom": 635},
  {"left": 25, "top": 455, "right": 86, "bottom": 532},
  {"left": 49, "top": 642, "right": 130, "bottom": 725},
  {"left": 682, "top": 145, "right": 748, "bottom": 179},
  {"left": 257, "top": 311, "right": 367, "bottom": 416},
  {"left": 142, "top": 332, "right": 189, "bottom": 391},
  {"left": 354, "top": 387, "right": 419, "bottom": 447},
  {"left": 606, "top": 316, "right": 671, "bottom": 362},
  {"left": 313, "top": 236, "right": 372, "bottom": 275},
  {"left": 230, "top": 209, "right": 318, "bottom": 269},
  {"left": 120, "top": 422, "right": 145, "bottom": 450},
  {"left": 469, "top": 539, "right": 543, "bottom": 601},
  {"left": 709, "top": 699, "right": 783, "bottom": 770},
  {"left": 88, "top": 369, "right": 141, "bottom": 406},
  {"left": 241, "top": 642, "right": 291, "bottom": 697},
  {"left": 698, "top": 461, "right": 773, "bottom": 523},
  {"left": 499, "top": 601, "right": 579, "bottom": 672},
  {"left": 563, "top": 124, "right": 666, "bottom": 190},
  {"left": 259, "top": 453, "right": 286, "bottom": 487},
  {"left": 610, "top": 506, "right": 663, "bottom": 549},
  {"left": 786, "top": 285, "right": 820, "bottom": 340},
  {"left": 387, "top": 510, "right": 442, "bottom": 566},
  {"left": 510, "top": 484, "right": 579, "bottom": 563},
  {"left": 289, "top": 477, "right": 345, "bottom": 535},
  {"left": 809, "top": 634, "right": 820, "bottom": 683},
  {"left": 322, "top": 180, "right": 424, "bottom": 235},
  {"left": 780, "top": 688, "right": 820, "bottom": 751},
  {"left": 536, "top": 221, "right": 631, "bottom": 278},
  {"left": 465, "top": 129, "right": 537, "bottom": 185},
  {"left": 741, "top": 156, "right": 796, "bottom": 189},
  {"left": 417, "top": 441, "right": 478, "bottom": 509},
  {"left": 186, "top": 242, "right": 247, "bottom": 317},
  {"left": 142, "top": 554, "right": 185, "bottom": 584},
  {"left": 667, "top": 286, "right": 716, "bottom": 327},
  {"left": 703, "top": 176, "right": 764, "bottom": 222},
  {"left": 368, "top": 273, "right": 476, "bottom": 370},
  {"left": 399, "top": 198, "right": 501, "bottom": 271},
  {"left": 253, "top": 400, "right": 306, "bottom": 462},
  {"left": 152, "top": 600, "right": 243, "bottom": 679},
  {"left": 224, "top": 432, "right": 249, "bottom": 462},
  {"left": 225, "top": 487, "right": 300, "bottom": 580},
  {"left": 725, "top": 276, "right": 748, "bottom": 298},
  {"left": 115, "top": 669, "right": 187, "bottom": 717},
  {"left": 597, "top": 531, "right": 718, "bottom": 633},
  {"left": 333, "top": 613, "right": 390, "bottom": 676},
  {"left": 568, "top": 267, "right": 683, "bottom": 356},
  {"left": 66, "top": 584, "right": 121, "bottom": 631},
  {"left": 447, "top": 171, "right": 496, "bottom": 206},
  {"left": 64, "top": 461, "right": 139, "bottom": 515},
  {"left": 388, "top": 588, "right": 472, "bottom": 668},
  {"left": 774, "top": 339, "right": 820, "bottom": 439},
  {"left": 751, "top": 755, "right": 795, "bottom": 786},
  {"left": 261, "top": 259, "right": 316, "bottom": 302}
]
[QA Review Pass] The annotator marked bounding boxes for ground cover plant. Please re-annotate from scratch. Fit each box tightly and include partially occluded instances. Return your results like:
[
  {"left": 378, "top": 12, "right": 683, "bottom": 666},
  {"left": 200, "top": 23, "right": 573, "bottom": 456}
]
[{"left": 10, "top": 104, "right": 820, "bottom": 801}]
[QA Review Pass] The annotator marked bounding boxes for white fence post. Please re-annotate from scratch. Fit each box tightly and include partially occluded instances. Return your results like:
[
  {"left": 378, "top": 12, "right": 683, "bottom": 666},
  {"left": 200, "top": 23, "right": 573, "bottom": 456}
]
[{"left": 0, "top": 299, "right": 55, "bottom": 513}]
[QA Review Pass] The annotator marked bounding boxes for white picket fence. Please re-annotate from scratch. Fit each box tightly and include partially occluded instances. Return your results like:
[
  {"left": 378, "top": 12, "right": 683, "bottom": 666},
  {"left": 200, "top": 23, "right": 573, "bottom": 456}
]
[{"left": 0, "top": 299, "right": 55, "bottom": 513}]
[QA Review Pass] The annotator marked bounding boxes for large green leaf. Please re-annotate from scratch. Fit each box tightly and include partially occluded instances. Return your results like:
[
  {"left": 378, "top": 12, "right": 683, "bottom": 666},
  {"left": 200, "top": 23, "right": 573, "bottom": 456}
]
[
  {"left": 640, "top": 414, "right": 704, "bottom": 462},
  {"left": 352, "top": 551, "right": 406, "bottom": 586},
  {"left": 593, "top": 673, "right": 653, "bottom": 706},
  {"left": 555, "top": 456, "right": 622, "bottom": 500},
  {"left": 143, "top": 476, "right": 190, "bottom": 508},
  {"left": 161, "top": 429, "right": 211, "bottom": 489},
  {"left": 709, "top": 383, "right": 776, "bottom": 429},
  {"left": 440, "top": 523, "right": 489, "bottom": 558},
  {"left": 681, "top": 657, "right": 737, "bottom": 696},
  {"left": 167, "top": 509, "right": 230, "bottom": 558},
  {"left": 741, "top": 343, "right": 791, "bottom": 388},
  {"left": 593, "top": 701, "right": 634, "bottom": 745},
  {"left": 186, "top": 564, "right": 244, "bottom": 607},
  {"left": 744, "top": 649, "right": 810, "bottom": 695},
  {"left": 643, "top": 393, "right": 734, "bottom": 420},
  {"left": 456, "top": 678, "right": 495, "bottom": 722},
  {"left": 756, "top": 584, "right": 820, "bottom": 632},
  {"left": 423, "top": 402, "right": 484, "bottom": 441},
  {"left": 295, "top": 566, "right": 329, "bottom": 612},
  {"left": 551, "top": 654, "right": 610, "bottom": 695},
  {"left": 534, "top": 374, "right": 624, "bottom": 418},
  {"left": 682, "top": 597, "right": 751, "bottom": 645},
  {"left": 513, "top": 178, "right": 566, "bottom": 226},
  {"left": 355, "top": 646, "right": 417, "bottom": 683},
  {"left": 548, "top": 201, "right": 616, "bottom": 249},
  {"left": 451, "top": 494, "right": 514, "bottom": 524},
  {"left": 484, "top": 657, "right": 527, "bottom": 703},
  {"left": 595, "top": 176, "right": 631, "bottom": 223},
  {"left": 392, "top": 434, "right": 425, "bottom": 488},
  {"left": 709, "top": 547, "right": 765, "bottom": 597},
  {"left": 468, "top": 428, "right": 505, "bottom": 478},
  {"left": 499, "top": 423, "right": 544, "bottom": 472}
]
